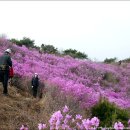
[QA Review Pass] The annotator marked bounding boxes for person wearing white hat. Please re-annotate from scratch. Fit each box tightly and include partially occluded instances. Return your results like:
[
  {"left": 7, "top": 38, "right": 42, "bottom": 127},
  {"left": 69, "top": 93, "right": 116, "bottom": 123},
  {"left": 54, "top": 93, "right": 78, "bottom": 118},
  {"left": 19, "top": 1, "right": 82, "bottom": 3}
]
[
  {"left": 5, "top": 48, "right": 11, "bottom": 54},
  {"left": 31, "top": 73, "right": 39, "bottom": 98},
  {"left": 34, "top": 73, "right": 38, "bottom": 76},
  {"left": 0, "top": 48, "right": 12, "bottom": 95}
]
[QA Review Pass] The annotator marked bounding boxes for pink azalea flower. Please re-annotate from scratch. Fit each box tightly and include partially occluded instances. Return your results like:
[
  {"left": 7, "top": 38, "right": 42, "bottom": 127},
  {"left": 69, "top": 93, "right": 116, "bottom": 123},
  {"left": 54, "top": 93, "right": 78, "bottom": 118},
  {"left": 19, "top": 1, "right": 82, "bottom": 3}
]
[
  {"left": 82, "top": 119, "right": 92, "bottom": 129},
  {"left": 38, "top": 123, "right": 43, "bottom": 130},
  {"left": 63, "top": 105, "right": 69, "bottom": 113},
  {"left": 38, "top": 123, "right": 47, "bottom": 130},
  {"left": 76, "top": 114, "right": 82, "bottom": 120},
  {"left": 91, "top": 117, "right": 100, "bottom": 127},
  {"left": 114, "top": 122, "right": 124, "bottom": 130},
  {"left": 128, "top": 119, "right": 130, "bottom": 126},
  {"left": 20, "top": 125, "right": 24, "bottom": 130},
  {"left": 20, "top": 125, "right": 28, "bottom": 130}
]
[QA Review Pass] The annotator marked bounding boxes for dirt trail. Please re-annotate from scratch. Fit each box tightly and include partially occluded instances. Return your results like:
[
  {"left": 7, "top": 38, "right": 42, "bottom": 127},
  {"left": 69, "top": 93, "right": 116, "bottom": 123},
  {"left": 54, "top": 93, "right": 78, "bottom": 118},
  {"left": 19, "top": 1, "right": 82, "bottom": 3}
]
[{"left": 0, "top": 84, "right": 45, "bottom": 130}]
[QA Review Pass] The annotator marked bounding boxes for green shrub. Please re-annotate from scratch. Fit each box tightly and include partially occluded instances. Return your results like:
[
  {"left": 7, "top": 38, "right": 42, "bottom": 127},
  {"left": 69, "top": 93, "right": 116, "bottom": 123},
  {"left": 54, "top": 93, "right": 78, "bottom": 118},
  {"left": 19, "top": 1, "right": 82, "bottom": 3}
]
[
  {"left": 91, "top": 98, "right": 129, "bottom": 127},
  {"left": 102, "top": 72, "right": 119, "bottom": 84},
  {"left": 10, "top": 37, "right": 35, "bottom": 48},
  {"left": 40, "top": 44, "right": 58, "bottom": 54},
  {"left": 104, "top": 57, "right": 117, "bottom": 64},
  {"left": 122, "top": 57, "right": 130, "bottom": 63},
  {"left": 63, "top": 49, "right": 88, "bottom": 59}
]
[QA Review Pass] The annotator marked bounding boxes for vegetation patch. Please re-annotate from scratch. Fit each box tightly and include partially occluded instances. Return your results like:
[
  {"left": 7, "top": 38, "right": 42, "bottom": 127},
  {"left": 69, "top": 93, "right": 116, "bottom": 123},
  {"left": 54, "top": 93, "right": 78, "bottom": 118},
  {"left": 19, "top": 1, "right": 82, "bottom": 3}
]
[{"left": 91, "top": 98, "right": 129, "bottom": 127}]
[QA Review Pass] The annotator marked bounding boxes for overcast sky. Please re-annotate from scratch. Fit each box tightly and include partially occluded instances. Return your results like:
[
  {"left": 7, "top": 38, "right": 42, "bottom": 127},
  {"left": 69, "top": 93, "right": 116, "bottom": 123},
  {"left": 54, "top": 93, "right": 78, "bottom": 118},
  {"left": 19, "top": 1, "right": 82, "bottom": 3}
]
[{"left": 0, "top": 1, "right": 130, "bottom": 61}]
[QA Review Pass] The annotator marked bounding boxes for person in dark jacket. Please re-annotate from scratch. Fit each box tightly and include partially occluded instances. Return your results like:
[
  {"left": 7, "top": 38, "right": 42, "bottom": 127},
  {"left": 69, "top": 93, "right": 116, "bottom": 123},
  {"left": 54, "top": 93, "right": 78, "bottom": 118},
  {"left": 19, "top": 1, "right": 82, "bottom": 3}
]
[
  {"left": 31, "top": 73, "right": 39, "bottom": 98},
  {"left": 119, "top": 60, "right": 122, "bottom": 65},
  {"left": 0, "top": 49, "right": 12, "bottom": 95}
]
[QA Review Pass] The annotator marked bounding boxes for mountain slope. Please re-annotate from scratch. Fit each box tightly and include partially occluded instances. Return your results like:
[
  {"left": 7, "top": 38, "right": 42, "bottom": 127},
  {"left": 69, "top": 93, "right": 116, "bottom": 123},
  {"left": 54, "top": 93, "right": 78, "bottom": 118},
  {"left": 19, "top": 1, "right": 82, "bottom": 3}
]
[
  {"left": 1, "top": 38, "right": 130, "bottom": 109},
  {"left": 0, "top": 83, "right": 47, "bottom": 130}
]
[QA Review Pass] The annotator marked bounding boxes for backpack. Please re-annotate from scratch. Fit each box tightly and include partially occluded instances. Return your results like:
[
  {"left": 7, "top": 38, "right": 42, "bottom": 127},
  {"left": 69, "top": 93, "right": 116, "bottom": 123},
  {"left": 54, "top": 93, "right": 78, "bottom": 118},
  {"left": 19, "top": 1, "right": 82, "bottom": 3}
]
[
  {"left": 0, "top": 65, "right": 7, "bottom": 71},
  {"left": 9, "top": 67, "right": 14, "bottom": 78}
]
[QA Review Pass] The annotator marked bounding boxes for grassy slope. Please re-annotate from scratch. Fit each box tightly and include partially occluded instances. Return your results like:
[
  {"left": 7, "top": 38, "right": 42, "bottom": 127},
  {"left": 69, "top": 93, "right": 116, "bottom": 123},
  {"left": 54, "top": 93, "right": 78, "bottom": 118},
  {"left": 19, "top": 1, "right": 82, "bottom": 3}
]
[{"left": 0, "top": 83, "right": 49, "bottom": 130}]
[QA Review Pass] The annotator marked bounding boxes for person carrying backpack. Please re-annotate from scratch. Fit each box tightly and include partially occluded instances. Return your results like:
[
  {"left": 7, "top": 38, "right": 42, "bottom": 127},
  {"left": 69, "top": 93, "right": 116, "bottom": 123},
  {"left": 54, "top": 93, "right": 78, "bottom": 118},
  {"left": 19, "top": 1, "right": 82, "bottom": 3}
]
[
  {"left": 31, "top": 73, "right": 39, "bottom": 98},
  {"left": 0, "top": 49, "right": 12, "bottom": 96}
]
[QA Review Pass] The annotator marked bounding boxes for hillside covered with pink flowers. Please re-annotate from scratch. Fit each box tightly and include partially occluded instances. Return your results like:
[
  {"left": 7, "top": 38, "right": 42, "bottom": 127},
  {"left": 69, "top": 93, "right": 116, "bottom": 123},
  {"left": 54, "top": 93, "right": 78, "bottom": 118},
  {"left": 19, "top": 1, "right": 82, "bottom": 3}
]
[{"left": 0, "top": 38, "right": 130, "bottom": 109}]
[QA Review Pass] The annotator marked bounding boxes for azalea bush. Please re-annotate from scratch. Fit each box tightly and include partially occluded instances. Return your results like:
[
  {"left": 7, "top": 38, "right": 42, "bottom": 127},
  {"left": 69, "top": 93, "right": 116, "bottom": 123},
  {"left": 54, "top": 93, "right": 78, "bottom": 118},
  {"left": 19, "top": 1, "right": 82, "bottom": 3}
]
[
  {"left": 91, "top": 98, "right": 129, "bottom": 127},
  {"left": 19, "top": 105, "right": 130, "bottom": 130},
  {"left": 20, "top": 105, "right": 100, "bottom": 130}
]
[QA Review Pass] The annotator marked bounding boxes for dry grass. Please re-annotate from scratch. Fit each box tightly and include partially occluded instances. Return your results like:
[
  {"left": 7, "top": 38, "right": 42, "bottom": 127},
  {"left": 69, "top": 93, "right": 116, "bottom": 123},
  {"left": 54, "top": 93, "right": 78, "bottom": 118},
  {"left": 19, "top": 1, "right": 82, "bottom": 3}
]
[
  {"left": 0, "top": 83, "right": 87, "bottom": 130},
  {"left": 0, "top": 83, "right": 49, "bottom": 130}
]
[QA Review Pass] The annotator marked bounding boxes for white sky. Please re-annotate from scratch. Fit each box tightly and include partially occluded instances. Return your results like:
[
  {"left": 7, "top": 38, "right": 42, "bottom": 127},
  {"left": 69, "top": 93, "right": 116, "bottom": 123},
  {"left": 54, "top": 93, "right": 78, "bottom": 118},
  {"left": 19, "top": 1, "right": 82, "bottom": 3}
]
[{"left": 0, "top": 1, "right": 130, "bottom": 61}]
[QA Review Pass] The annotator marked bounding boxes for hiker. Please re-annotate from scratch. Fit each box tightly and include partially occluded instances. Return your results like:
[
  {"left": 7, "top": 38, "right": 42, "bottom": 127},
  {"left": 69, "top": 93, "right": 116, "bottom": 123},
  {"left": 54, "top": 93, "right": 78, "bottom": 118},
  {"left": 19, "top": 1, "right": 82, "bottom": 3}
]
[
  {"left": 31, "top": 73, "right": 39, "bottom": 98},
  {"left": 0, "top": 49, "right": 12, "bottom": 95},
  {"left": 119, "top": 60, "right": 122, "bottom": 65}
]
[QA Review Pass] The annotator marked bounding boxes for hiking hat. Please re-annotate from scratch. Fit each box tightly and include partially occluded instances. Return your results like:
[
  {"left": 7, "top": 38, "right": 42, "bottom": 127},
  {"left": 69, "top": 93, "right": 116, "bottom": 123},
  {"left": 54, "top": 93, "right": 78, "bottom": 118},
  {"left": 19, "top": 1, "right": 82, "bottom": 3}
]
[
  {"left": 5, "top": 48, "right": 11, "bottom": 54},
  {"left": 34, "top": 73, "right": 38, "bottom": 75}
]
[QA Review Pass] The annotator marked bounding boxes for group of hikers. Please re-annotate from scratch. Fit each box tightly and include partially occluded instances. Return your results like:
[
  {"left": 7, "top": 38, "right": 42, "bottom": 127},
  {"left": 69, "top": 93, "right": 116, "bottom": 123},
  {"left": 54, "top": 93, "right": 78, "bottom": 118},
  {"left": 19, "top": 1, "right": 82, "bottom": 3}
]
[{"left": 0, "top": 48, "right": 40, "bottom": 98}]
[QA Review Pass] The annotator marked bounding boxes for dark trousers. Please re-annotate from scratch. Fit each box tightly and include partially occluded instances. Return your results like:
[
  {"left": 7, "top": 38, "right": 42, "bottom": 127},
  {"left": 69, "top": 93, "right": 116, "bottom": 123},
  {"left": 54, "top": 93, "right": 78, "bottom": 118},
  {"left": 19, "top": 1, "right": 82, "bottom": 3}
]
[
  {"left": 32, "top": 86, "right": 38, "bottom": 98},
  {"left": 0, "top": 70, "right": 9, "bottom": 94}
]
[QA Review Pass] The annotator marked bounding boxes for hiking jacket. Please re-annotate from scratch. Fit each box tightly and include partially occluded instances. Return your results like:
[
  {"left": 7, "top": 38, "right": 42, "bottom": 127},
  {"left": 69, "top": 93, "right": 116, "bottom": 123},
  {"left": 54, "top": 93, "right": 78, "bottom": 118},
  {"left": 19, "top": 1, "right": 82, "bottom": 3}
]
[
  {"left": 0, "top": 53, "right": 12, "bottom": 71},
  {"left": 31, "top": 77, "right": 39, "bottom": 87}
]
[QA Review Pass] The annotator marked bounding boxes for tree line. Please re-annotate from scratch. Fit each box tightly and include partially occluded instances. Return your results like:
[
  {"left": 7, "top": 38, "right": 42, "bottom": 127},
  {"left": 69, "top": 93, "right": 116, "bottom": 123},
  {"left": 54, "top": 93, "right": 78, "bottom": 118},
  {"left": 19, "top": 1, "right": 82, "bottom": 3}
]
[
  {"left": 9, "top": 37, "right": 130, "bottom": 63},
  {"left": 10, "top": 37, "right": 88, "bottom": 60}
]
